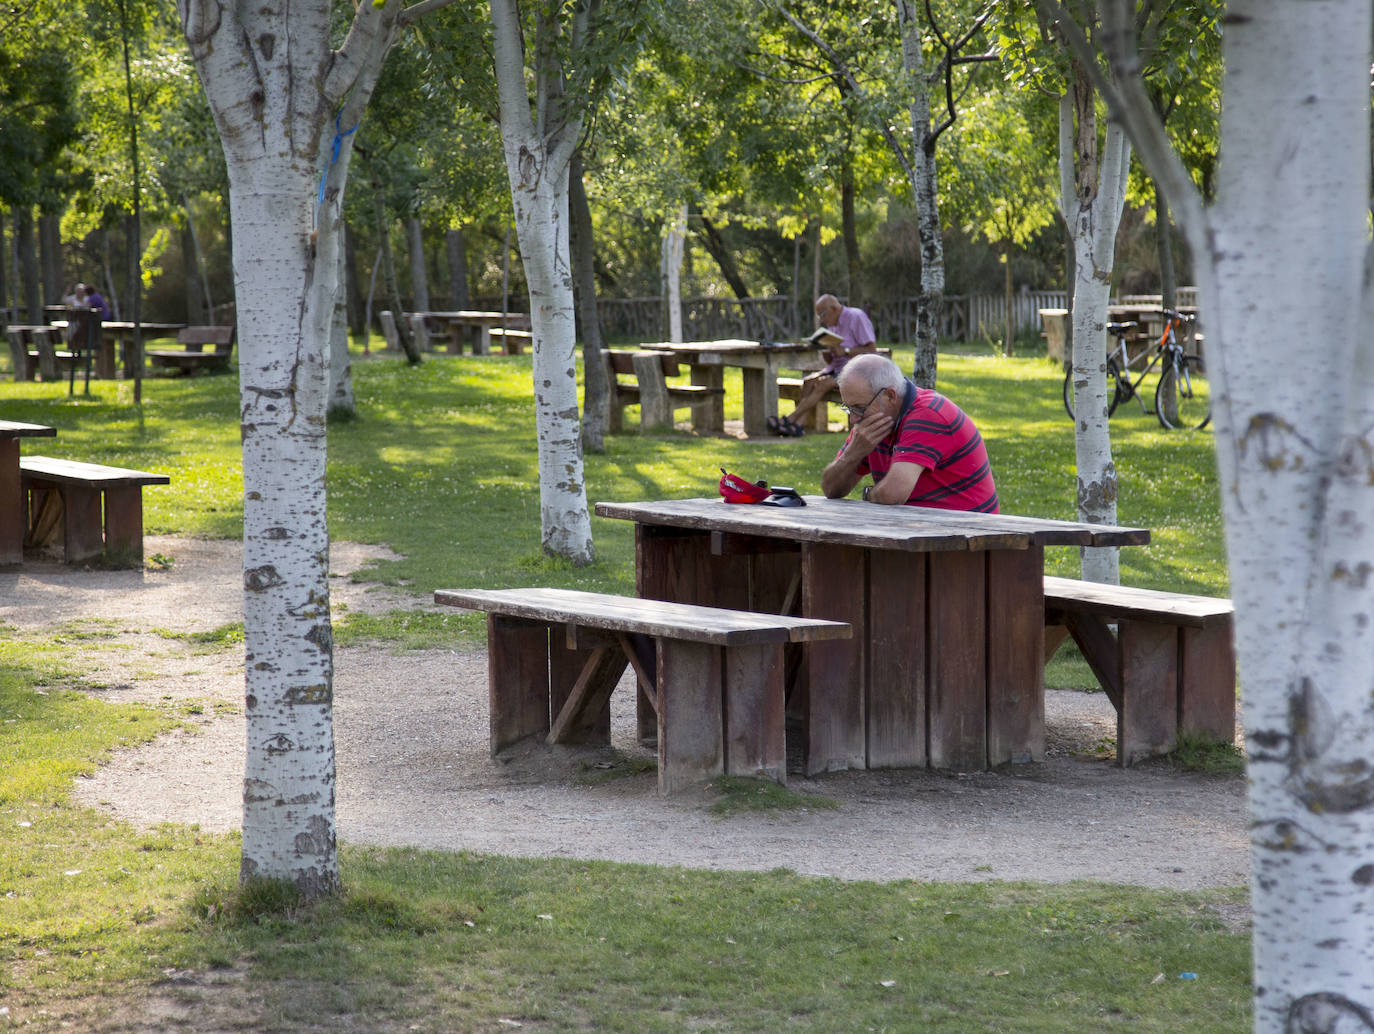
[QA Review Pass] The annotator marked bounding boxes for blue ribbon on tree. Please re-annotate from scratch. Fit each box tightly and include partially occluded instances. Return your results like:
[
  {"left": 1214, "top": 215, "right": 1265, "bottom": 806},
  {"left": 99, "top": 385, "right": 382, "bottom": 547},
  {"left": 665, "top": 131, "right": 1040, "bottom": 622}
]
[{"left": 318, "top": 113, "right": 360, "bottom": 204}]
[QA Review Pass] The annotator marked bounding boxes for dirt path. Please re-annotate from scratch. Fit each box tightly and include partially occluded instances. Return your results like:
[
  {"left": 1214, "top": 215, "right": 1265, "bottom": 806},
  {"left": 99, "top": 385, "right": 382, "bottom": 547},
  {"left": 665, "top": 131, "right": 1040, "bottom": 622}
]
[{"left": 1, "top": 536, "right": 1250, "bottom": 890}]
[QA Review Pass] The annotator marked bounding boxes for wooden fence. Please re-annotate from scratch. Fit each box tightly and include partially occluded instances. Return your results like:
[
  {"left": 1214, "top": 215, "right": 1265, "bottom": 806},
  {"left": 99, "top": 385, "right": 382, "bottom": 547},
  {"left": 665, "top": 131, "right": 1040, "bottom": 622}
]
[{"left": 427, "top": 288, "right": 1197, "bottom": 345}]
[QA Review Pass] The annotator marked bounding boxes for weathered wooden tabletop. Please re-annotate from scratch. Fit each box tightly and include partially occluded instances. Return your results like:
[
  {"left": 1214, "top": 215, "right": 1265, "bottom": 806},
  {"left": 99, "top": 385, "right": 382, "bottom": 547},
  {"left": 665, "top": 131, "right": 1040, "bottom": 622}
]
[{"left": 595, "top": 496, "right": 1150, "bottom": 553}]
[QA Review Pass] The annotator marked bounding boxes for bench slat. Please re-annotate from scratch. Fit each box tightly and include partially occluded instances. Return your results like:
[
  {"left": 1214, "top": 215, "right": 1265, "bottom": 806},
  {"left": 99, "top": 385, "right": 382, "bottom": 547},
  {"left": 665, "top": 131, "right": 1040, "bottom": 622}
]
[
  {"left": 20, "top": 456, "right": 170, "bottom": 488},
  {"left": 435, "top": 587, "right": 851, "bottom": 646},
  {"left": 1043, "top": 575, "right": 1231, "bottom": 627}
]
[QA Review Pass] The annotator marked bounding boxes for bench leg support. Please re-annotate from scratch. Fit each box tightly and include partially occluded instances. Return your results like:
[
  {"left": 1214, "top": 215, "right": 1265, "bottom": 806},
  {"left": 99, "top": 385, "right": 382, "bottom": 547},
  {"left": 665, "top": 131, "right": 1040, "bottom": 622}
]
[
  {"left": 102, "top": 486, "right": 146, "bottom": 565},
  {"left": 722, "top": 642, "right": 786, "bottom": 784},
  {"left": 656, "top": 639, "right": 725, "bottom": 794},
  {"left": 487, "top": 615, "right": 551, "bottom": 754},
  {"left": 1179, "top": 619, "right": 1236, "bottom": 743},
  {"left": 1117, "top": 620, "right": 1178, "bottom": 767}
]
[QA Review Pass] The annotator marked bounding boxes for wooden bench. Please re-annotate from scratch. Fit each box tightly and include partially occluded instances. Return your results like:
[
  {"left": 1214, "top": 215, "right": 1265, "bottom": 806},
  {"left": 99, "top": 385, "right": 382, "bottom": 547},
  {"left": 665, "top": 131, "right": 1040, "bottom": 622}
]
[
  {"left": 487, "top": 328, "right": 533, "bottom": 355},
  {"left": 20, "top": 456, "right": 170, "bottom": 567},
  {"left": 434, "top": 587, "right": 851, "bottom": 794},
  {"left": 7, "top": 327, "right": 59, "bottom": 382},
  {"left": 146, "top": 325, "right": 236, "bottom": 375},
  {"left": 1043, "top": 576, "right": 1236, "bottom": 766},
  {"left": 605, "top": 351, "right": 725, "bottom": 432}
]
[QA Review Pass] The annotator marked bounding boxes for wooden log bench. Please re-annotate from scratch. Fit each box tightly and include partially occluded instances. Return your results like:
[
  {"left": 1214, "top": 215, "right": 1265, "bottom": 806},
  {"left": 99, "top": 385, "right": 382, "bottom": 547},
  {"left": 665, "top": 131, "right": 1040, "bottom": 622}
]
[
  {"left": 605, "top": 350, "right": 725, "bottom": 432},
  {"left": 434, "top": 587, "right": 852, "bottom": 794},
  {"left": 146, "top": 325, "right": 236, "bottom": 375},
  {"left": 487, "top": 328, "right": 533, "bottom": 355},
  {"left": 20, "top": 456, "right": 170, "bottom": 567},
  {"left": 1043, "top": 576, "right": 1236, "bottom": 766}
]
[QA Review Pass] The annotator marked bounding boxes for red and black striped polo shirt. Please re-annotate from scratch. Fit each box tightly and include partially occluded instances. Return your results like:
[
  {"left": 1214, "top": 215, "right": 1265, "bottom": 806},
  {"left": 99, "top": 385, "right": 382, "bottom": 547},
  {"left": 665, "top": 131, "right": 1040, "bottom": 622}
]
[{"left": 845, "top": 381, "right": 999, "bottom": 513}]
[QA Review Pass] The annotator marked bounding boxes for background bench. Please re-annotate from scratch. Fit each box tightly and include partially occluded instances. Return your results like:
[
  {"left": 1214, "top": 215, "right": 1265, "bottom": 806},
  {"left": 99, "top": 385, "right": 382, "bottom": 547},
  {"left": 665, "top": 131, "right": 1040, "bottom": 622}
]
[
  {"left": 21, "top": 456, "right": 169, "bottom": 567},
  {"left": 487, "top": 328, "right": 533, "bottom": 355},
  {"left": 777, "top": 347, "right": 894, "bottom": 432},
  {"left": 435, "top": 586, "right": 851, "bottom": 794},
  {"left": 1043, "top": 576, "right": 1236, "bottom": 765},
  {"left": 605, "top": 351, "right": 725, "bottom": 432},
  {"left": 146, "top": 325, "right": 236, "bottom": 375}
]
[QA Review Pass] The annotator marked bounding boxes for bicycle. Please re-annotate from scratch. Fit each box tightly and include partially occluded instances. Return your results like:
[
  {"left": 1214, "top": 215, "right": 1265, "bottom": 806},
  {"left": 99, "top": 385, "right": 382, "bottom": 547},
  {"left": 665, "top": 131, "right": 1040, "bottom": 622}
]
[{"left": 1062, "top": 308, "right": 1210, "bottom": 430}]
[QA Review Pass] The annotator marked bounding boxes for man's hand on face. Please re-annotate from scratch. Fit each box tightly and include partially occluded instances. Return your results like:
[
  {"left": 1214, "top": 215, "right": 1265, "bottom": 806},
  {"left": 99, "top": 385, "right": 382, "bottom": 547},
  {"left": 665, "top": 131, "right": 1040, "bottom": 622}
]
[{"left": 850, "top": 407, "right": 894, "bottom": 451}]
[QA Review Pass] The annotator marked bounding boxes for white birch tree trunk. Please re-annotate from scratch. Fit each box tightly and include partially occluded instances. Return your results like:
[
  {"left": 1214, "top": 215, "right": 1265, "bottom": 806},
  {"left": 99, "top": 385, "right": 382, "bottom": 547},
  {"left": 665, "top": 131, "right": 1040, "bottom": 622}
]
[
  {"left": 664, "top": 203, "right": 686, "bottom": 343},
  {"left": 1208, "top": 6, "right": 1374, "bottom": 1027},
  {"left": 1059, "top": 81, "right": 1129, "bottom": 585},
  {"left": 180, "top": 0, "right": 394, "bottom": 895},
  {"left": 1084, "top": 1, "right": 1374, "bottom": 1026},
  {"left": 897, "top": 0, "right": 942, "bottom": 388},
  {"left": 490, "top": 0, "right": 594, "bottom": 565}
]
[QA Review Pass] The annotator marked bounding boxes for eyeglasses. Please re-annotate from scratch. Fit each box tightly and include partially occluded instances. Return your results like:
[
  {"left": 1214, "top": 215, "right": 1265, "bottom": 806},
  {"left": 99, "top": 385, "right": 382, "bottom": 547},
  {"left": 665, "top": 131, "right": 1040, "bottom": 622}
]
[{"left": 840, "top": 388, "right": 885, "bottom": 418}]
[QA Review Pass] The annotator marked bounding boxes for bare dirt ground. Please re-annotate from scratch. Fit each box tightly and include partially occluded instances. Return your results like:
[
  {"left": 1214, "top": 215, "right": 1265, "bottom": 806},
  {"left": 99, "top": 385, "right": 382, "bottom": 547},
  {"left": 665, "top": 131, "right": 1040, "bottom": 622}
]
[{"left": 1, "top": 535, "right": 1250, "bottom": 890}]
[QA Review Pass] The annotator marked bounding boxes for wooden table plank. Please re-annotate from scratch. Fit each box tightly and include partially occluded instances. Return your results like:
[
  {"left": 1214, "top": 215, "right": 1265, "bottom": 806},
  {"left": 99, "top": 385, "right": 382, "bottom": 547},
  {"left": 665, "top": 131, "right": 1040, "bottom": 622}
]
[{"left": 435, "top": 587, "right": 851, "bottom": 646}]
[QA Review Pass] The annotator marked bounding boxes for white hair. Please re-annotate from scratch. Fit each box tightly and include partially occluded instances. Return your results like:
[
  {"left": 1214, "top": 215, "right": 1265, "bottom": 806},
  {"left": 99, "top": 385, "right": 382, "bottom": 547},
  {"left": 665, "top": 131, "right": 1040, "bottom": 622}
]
[{"left": 838, "top": 353, "right": 904, "bottom": 394}]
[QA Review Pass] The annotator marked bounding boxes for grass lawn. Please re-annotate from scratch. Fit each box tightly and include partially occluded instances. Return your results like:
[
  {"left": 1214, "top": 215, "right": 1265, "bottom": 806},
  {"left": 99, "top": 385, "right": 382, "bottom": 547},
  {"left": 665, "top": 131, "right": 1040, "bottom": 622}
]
[{"left": 0, "top": 344, "right": 1248, "bottom": 1031}]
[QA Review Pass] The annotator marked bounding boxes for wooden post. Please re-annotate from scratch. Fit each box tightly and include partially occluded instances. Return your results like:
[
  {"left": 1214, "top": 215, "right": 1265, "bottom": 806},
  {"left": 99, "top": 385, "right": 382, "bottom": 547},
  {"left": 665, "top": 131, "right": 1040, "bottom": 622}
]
[{"left": 632, "top": 351, "right": 672, "bottom": 429}]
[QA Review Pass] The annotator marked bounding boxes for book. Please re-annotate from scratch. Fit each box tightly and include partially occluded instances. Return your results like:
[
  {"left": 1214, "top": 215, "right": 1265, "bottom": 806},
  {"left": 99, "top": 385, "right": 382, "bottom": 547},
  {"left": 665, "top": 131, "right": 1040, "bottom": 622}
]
[{"left": 808, "top": 327, "right": 842, "bottom": 348}]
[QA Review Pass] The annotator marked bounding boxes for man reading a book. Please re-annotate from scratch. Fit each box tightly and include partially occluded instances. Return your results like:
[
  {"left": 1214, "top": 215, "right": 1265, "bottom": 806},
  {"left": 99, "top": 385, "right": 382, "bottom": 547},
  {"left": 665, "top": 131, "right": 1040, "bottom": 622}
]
[{"left": 767, "top": 294, "right": 877, "bottom": 436}]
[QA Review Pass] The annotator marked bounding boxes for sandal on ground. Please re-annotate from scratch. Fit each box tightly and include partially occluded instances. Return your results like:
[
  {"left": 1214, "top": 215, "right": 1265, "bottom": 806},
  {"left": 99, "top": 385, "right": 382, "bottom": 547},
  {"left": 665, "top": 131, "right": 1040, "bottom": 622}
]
[
  {"left": 766, "top": 415, "right": 784, "bottom": 436},
  {"left": 781, "top": 417, "right": 805, "bottom": 437}
]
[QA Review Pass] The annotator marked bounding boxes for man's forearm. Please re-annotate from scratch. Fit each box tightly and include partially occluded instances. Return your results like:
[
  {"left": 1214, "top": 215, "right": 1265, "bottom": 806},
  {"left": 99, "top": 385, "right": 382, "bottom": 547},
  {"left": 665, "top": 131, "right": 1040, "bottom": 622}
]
[{"left": 822, "top": 443, "right": 867, "bottom": 498}]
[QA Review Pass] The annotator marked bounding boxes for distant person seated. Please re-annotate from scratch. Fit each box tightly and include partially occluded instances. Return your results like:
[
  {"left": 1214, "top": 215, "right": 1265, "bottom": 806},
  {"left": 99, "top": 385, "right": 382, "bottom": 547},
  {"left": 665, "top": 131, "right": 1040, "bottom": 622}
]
[
  {"left": 821, "top": 354, "right": 999, "bottom": 512},
  {"left": 768, "top": 294, "right": 878, "bottom": 437},
  {"left": 77, "top": 282, "right": 109, "bottom": 319}
]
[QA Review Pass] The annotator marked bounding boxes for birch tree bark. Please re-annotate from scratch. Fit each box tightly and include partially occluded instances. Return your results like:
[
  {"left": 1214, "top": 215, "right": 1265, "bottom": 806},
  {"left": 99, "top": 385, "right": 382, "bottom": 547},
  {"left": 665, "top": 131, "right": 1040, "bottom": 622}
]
[
  {"left": 663, "top": 203, "right": 686, "bottom": 343},
  {"left": 179, "top": 0, "right": 397, "bottom": 895},
  {"left": 897, "top": 0, "right": 940, "bottom": 387},
  {"left": 1058, "top": 61, "right": 1129, "bottom": 585},
  {"left": 489, "top": 0, "right": 594, "bottom": 565},
  {"left": 1065, "top": 0, "right": 1374, "bottom": 1027}
]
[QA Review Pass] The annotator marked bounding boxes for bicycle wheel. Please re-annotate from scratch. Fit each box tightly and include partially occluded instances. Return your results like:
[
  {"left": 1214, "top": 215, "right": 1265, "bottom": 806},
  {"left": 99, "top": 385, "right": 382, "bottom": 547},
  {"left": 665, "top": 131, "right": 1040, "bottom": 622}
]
[
  {"left": 1155, "top": 355, "right": 1211, "bottom": 430},
  {"left": 1063, "top": 362, "right": 1123, "bottom": 421}
]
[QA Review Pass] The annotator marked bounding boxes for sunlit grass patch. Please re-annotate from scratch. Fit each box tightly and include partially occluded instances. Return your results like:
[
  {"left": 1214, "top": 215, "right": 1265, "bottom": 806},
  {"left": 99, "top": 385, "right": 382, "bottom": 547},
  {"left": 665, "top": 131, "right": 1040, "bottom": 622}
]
[
  {"left": 706, "top": 776, "right": 841, "bottom": 817},
  {"left": 332, "top": 608, "right": 484, "bottom": 652}
]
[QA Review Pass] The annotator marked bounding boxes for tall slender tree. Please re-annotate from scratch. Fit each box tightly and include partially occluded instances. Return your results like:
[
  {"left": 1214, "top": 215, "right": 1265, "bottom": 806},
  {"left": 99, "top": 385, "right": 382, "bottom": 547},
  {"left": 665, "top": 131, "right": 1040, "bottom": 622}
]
[
  {"left": 178, "top": 0, "right": 402, "bottom": 895},
  {"left": 1057, "top": 1, "right": 1374, "bottom": 1027}
]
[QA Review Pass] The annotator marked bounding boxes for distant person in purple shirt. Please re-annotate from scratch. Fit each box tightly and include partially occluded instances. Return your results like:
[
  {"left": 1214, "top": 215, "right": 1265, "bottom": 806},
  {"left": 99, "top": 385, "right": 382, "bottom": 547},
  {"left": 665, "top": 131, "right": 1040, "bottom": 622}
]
[
  {"left": 77, "top": 283, "right": 108, "bottom": 319},
  {"left": 768, "top": 294, "right": 877, "bottom": 437}
]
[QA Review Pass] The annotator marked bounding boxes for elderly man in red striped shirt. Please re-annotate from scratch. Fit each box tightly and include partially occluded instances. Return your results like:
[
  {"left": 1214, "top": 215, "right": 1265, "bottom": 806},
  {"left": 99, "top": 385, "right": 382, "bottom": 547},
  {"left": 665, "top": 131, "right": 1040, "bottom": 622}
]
[{"left": 821, "top": 353, "right": 999, "bottom": 513}]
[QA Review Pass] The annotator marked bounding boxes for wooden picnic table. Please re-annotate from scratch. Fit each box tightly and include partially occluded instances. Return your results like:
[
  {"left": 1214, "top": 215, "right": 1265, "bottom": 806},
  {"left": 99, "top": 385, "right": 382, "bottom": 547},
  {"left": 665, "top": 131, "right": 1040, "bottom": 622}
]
[
  {"left": 635, "top": 339, "right": 820, "bottom": 437},
  {"left": 595, "top": 496, "right": 1150, "bottom": 774},
  {"left": 99, "top": 322, "right": 187, "bottom": 378},
  {"left": 0, "top": 420, "right": 57, "bottom": 565},
  {"left": 416, "top": 311, "right": 532, "bottom": 355}
]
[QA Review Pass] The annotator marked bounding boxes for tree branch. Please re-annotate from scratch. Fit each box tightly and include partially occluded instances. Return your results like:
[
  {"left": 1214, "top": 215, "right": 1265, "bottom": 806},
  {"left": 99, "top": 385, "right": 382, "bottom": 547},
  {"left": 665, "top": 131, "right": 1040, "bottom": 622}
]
[
  {"left": 1034, "top": 0, "right": 1205, "bottom": 234},
  {"left": 775, "top": 1, "right": 916, "bottom": 187}
]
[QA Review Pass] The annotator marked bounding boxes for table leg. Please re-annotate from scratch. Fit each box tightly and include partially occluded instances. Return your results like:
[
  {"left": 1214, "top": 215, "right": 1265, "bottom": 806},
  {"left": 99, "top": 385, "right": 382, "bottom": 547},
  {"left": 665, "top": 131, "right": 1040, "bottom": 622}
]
[
  {"left": 986, "top": 546, "right": 1044, "bottom": 765},
  {"left": 689, "top": 363, "right": 725, "bottom": 433},
  {"left": 926, "top": 550, "right": 987, "bottom": 771},
  {"left": 0, "top": 441, "right": 22, "bottom": 565},
  {"left": 801, "top": 542, "right": 866, "bottom": 773},
  {"left": 96, "top": 334, "right": 116, "bottom": 380},
  {"left": 739, "top": 365, "right": 780, "bottom": 438},
  {"left": 474, "top": 326, "right": 492, "bottom": 356},
  {"left": 867, "top": 550, "right": 927, "bottom": 768}
]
